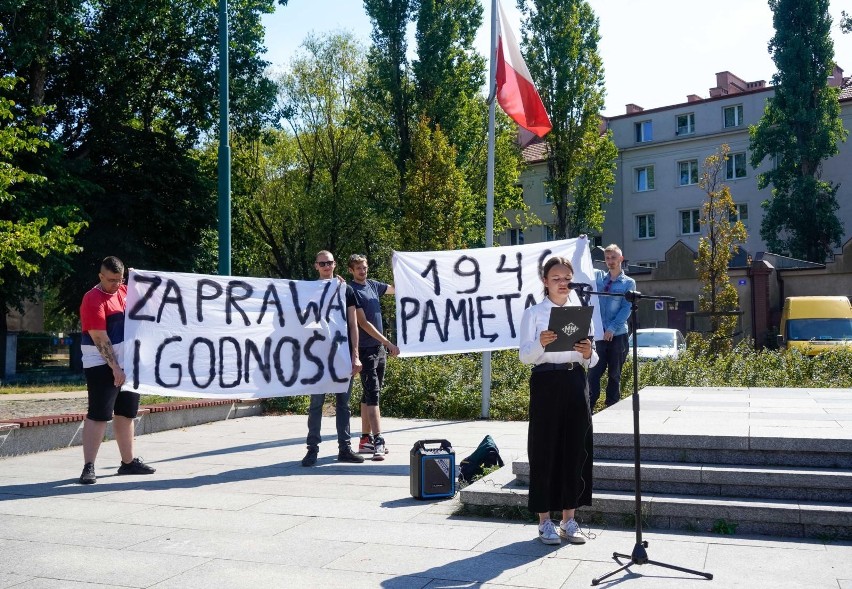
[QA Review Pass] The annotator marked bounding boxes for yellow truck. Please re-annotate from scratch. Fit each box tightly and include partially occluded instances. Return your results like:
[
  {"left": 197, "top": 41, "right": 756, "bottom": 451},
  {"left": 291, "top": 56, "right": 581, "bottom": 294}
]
[{"left": 777, "top": 296, "right": 852, "bottom": 355}]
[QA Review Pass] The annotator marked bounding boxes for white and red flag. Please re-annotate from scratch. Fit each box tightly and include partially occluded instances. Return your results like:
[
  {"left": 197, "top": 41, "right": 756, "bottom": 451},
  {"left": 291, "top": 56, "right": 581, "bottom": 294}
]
[{"left": 495, "top": 0, "right": 552, "bottom": 137}]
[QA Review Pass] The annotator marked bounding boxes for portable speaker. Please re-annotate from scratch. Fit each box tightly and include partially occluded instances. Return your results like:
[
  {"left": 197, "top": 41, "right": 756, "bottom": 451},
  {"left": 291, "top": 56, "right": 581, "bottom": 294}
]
[{"left": 410, "top": 439, "right": 455, "bottom": 500}]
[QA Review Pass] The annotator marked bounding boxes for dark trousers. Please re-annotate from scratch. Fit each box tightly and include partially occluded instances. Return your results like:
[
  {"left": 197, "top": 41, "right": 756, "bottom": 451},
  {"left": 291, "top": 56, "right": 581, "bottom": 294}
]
[
  {"left": 306, "top": 379, "right": 353, "bottom": 451},
  {"left": 588, "top": 334, "right": 629, "bottom": 407}
]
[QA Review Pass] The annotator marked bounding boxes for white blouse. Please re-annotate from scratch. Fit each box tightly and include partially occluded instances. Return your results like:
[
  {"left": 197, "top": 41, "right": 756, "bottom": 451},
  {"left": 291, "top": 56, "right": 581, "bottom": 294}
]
[{"left": 519, "top": 291, "right": 599, "bottom": 368}]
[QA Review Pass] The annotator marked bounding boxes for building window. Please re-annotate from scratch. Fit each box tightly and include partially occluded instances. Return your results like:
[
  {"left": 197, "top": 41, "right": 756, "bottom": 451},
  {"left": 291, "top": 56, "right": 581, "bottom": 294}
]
[
  {"left": 543, "top": 185, "right": 553, "bottom": 204},
  {"left": 730, "top": 203, "right": 749, "bottom": 228},
  {"left": 509, "top": 228, "right": 524, "bottom": 245},
  {"left": 725, "top": 152, "right": 747, "bottom": 179},
  {"left": 678, "top": 160, "right": 699, "bottom": 186},
  {"left": 544, "top": 225, "right": 557, "bottom": 241},
  {"left": 635, "top": 261, "right": 658, "bottom": 268},
  {"left": 680, "top": 209, "right": 701, "bottom": 235},
  {"left": 635, "top": 120, "right": 653, "bottom": 142},
  {"left": 635, "top": 165, "right": 655, "bottom": 192},
  {"left": 723, "top": 104, "right": 744, "bottom": 128},
  {"left": 636, "top": 214, "right": 656, "bottom": 239},
  {"left": 676, "top": 113, "right": 695, "bottom": 136}
]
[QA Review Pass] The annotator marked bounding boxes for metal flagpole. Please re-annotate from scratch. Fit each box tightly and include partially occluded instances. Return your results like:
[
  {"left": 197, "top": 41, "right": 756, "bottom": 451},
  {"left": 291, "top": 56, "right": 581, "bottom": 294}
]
[
  {"left": 482, "top": 0, "right": 498, "bottom": 419},
  {"left": 217, "top": 0, "right": 231, "bottom": 276}
]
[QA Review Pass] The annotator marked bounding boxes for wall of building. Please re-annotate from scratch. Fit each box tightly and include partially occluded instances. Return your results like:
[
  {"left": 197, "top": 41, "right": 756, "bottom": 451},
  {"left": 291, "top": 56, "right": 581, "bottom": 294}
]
[{"left": 510, "top": 71, "right": 852, "bottom": 267}]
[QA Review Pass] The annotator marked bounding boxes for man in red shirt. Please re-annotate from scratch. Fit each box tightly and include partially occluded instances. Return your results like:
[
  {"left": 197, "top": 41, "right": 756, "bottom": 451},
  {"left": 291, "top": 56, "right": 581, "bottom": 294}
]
[{"left": 78, "top": 256, "right": 155, "bottom": 484}]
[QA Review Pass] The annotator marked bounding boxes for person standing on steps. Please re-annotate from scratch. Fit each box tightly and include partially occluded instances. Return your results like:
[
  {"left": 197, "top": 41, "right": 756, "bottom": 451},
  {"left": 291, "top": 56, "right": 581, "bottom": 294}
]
[
  {"left": 588, "top": 244, "right": 635, "bottom": 409},
  {"left": 347, "top": 254, "right": 398, "bottom": 461},
  {"left": 78, "top": 256, "right": 156, "bottom": 484},
  {"left": 519, "top": 256, "right": 597, "bottom": 545},
  {"left": 301, "top": 250, "right": 365, "bottom": 467}
]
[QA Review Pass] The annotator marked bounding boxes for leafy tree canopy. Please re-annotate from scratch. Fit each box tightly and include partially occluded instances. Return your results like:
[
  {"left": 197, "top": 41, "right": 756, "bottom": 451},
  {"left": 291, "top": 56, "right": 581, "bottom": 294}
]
[{"left": 749, "top": 0, "right": 848, "bottom": 262}]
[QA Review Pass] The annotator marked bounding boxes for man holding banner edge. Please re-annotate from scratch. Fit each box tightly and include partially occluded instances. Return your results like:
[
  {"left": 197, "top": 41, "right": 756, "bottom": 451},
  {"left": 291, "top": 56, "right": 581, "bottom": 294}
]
[{"left": 301, "top": 250, "right": 365, "bottom": 467}]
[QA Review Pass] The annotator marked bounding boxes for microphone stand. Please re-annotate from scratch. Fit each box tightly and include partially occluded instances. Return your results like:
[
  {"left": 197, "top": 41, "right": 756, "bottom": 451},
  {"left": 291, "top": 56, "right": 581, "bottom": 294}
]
[{"left": 575, "top": 285, "right": 713, "bottom": 585}]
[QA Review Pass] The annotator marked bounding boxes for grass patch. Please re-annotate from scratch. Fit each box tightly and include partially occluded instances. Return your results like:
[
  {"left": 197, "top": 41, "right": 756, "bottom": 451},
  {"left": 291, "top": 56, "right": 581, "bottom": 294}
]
[{"left": 0, "top": 380, "right": 86, "bottom": 395}]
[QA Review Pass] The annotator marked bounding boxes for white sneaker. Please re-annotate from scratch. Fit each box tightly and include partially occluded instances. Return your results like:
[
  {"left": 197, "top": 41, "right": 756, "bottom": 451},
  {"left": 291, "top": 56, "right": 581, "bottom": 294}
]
[
  {"left": 559, "top": 518, "right": 586, "bottom": 544},
  {"left": 538, "top": 519, "right": 561, "bottom": 545}
]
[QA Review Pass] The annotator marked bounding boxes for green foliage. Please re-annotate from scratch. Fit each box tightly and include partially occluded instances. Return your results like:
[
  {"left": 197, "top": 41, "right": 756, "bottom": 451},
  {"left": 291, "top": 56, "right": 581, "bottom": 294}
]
[
  {"left": 255, "top": 32, "right": 400, "bottom": 277},
  {"left": 350, "top": 350, "right": 531, "bottom": 421},
  {"left": 519, "top": 0, "right": 617, "bottom": 239},
  {"left": 14, "top": 332, "right": 52, "bottom": 368},
  {"left": 363, "top": 0, "right": 526, "bottom": 247},
  {"left": 712, "top": 519, "right": 739, "bottom": 535},
  {"left": 0, "top": 75, "right": 85, "bottom": 289},
  {"left": 363, "top": 0, "right": 416, "bottom": 190},
  {"left": 402, "top": 117, "right": 473, "bottom": 250},
  {"left": 695, "top": 145, "right": 748, "bottom": 354},
  {"left": 263, "top": 394, "right": 311, "bottom": 415},
  {"left": 749, "top": 0, "right": 848, "bottom": 262},
  {"left": 631, "top": 339, "right": 852, "bottom": 391}
]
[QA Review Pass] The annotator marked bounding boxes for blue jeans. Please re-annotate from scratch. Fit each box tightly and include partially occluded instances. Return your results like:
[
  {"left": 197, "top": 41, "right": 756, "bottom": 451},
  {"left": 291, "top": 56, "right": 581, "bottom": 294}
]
[
  {"left": 306, "top": 379, "right": 353, "bottom": 451},
  {"left": 588, "top": 334, "right": 629, "bottom": 407}
]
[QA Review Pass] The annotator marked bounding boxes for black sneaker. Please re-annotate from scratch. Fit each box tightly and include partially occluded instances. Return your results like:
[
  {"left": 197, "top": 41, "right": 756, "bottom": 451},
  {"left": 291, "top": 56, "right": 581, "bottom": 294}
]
[
  {"left": 301, "top": 448, "right": 319, "bottom": 467},
  {"left": 117, "top": 457, "right": 156, "bottom": 475},
  {"left": 337, "top": 447, "right": 365, "bottom": 463},
  {"left": 79, "top": 462, "right": 96, "bottom": 485}
]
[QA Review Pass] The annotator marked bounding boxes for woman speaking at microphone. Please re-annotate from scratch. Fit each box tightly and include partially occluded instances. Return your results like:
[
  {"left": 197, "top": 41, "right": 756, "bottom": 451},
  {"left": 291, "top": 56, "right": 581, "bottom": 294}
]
[{"left": 519, "top": 256, "right": 597, "bottom": 546}]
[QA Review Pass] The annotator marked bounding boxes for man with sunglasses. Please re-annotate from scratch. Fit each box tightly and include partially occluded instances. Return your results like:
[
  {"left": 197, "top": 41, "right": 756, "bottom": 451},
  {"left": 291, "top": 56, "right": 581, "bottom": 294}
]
[
  {"left": 301, "top": 250, "right": 365, "bottom": 466},
  {"left": 588, "top": 244, "right": 636, "bottom": 409},
  {"left": 78, "top": 256, "right": 155, "bottom": 484}
]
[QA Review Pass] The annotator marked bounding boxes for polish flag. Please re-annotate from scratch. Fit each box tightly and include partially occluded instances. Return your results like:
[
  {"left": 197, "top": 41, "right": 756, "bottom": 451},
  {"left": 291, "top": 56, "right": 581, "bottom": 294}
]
[{"left": 495, "top": 0, "right": 552, "bottom": 138}]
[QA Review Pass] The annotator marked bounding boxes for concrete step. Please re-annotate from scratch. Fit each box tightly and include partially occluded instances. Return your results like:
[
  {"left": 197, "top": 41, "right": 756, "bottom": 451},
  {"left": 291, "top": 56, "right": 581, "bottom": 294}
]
[
  {"left": 513, "top": 460, "right": 852, "bottom": 503},
  {"left": 459, "top": 465, "right": 852, "bottom": 540},
  {"left": 594, "top": 432, "right": 852, "bottom": 468}
]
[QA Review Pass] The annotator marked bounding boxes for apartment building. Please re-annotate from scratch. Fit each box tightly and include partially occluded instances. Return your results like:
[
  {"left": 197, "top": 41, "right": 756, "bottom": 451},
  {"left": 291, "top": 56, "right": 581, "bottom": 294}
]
[{"left": 508, "top": 68, "right": 852, "bottom": 266}]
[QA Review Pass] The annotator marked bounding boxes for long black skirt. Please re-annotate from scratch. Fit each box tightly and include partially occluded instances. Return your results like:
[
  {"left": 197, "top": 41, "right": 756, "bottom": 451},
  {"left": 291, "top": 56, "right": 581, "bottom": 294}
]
[{"left": 527, "top": 368, "right": 593, "bottom": 514}]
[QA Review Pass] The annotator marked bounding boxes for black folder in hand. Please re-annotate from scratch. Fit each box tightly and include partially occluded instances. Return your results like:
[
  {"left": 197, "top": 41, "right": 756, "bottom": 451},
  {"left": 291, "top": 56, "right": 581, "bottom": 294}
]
[{"left": 546, "top": 306, "right": 594, "bottom": 352}]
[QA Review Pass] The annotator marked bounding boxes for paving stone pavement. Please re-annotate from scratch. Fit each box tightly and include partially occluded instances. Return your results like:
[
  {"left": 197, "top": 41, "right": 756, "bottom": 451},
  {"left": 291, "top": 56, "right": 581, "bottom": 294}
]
[{"left": 2, "top": 410, "right": 852, "bottom": 588}]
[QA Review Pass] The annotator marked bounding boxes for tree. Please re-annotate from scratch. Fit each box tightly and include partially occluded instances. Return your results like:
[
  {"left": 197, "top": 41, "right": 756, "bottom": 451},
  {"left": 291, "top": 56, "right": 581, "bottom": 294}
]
[
  {"left": 749, "top": 0, "right": 847, "bottom": 263},
  {"left": 0, "top": 73, "right": 85, "bottom": 373},
  {"left": 518, "top": 0, "right": 616, "bottom": 239},
  {"left": 401, "top": 117, "right": 473, "bottom": 251},
  {"left": 363, "top": 0, "right": 415, "bottom": 202},
  {"left": 696, "top": 145, "right": 747, "bottom": 354},
  {"left": 1, "top": 0, "right": 285, "bottom": 315},
  {"left": 841, "top": 11, "right": 850, "bottom": 33},
  {"left": 254, "top": 32, "right": 397, "bottom": 278},
  {"left": 413, "top": 0, "right": 484, "bottom": 164}
]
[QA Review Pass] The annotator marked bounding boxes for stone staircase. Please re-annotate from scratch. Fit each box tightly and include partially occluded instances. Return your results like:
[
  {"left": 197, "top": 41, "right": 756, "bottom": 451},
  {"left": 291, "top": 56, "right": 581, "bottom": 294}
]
[{"left": 460, "top": 428, "right": 852, "bottom": 539}]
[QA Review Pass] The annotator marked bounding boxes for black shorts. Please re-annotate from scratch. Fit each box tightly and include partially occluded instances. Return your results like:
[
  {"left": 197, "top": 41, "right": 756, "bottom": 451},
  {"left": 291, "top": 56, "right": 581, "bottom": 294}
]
[
  {"left": 84, "top": 364, "right": 140, "bottom": 422},
  {"left": 358, "top": 345, "right": 386, "bottom": 406}
]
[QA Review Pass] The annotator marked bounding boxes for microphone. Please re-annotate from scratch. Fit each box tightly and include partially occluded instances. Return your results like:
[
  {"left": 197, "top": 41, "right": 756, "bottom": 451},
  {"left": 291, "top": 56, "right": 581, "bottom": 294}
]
[{"left": 568, "top": 282, "right": 591, "bottom": 290}]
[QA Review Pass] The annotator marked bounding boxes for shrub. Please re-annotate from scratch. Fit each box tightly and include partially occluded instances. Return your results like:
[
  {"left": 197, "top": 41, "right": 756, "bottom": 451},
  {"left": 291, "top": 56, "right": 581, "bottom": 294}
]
[
  {"left": 15, "top": 332, "right": 53, "bottom": 369},
  {"left": 633, "top": 340, "right": 852, "bottom": 391},
  {"left": 264, "top": 343, "right": 852, "bottom": 421}
]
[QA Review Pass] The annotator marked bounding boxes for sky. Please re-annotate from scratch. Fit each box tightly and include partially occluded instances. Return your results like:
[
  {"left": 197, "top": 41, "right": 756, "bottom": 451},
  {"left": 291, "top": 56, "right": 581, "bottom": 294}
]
[{"left": 261, "top": 0, "right": 852, "bottom": 118}]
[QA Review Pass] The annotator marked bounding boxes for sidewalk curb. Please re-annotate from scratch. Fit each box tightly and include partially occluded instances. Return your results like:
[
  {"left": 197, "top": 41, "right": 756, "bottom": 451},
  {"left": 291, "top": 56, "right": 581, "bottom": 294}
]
[{"left": 0, "top": 399, "right": 264, "bottom": 457}]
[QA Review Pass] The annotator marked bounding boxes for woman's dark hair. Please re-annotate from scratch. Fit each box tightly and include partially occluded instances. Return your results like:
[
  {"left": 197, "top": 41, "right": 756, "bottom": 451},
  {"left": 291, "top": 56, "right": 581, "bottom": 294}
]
[{"left": 541, "top": 256, "right": 574, "bottom": 296}]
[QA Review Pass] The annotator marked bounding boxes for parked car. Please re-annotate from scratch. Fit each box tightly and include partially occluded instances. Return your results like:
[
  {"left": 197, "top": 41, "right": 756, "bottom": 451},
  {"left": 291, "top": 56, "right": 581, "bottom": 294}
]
[
  {"left": 777, "top": 296, "right": 852, "bottom": 355},
  {"left": 628, "top": 328, "right": 686, "bottom": 361}
]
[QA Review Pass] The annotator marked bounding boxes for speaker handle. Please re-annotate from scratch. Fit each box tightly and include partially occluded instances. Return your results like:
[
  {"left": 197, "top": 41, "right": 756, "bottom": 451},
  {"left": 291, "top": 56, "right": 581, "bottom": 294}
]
[{"left": 412, "top": 439, "right": 453, "bottom": 452}]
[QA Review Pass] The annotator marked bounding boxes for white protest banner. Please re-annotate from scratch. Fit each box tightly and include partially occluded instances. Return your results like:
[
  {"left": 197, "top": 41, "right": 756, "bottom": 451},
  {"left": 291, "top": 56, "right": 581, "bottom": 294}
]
[
  {"left": 122, "top": 270, "right": 353, "bottom": 399},
  {"left": 392, "top": 236, "right": 602, "bottom": 356}
]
